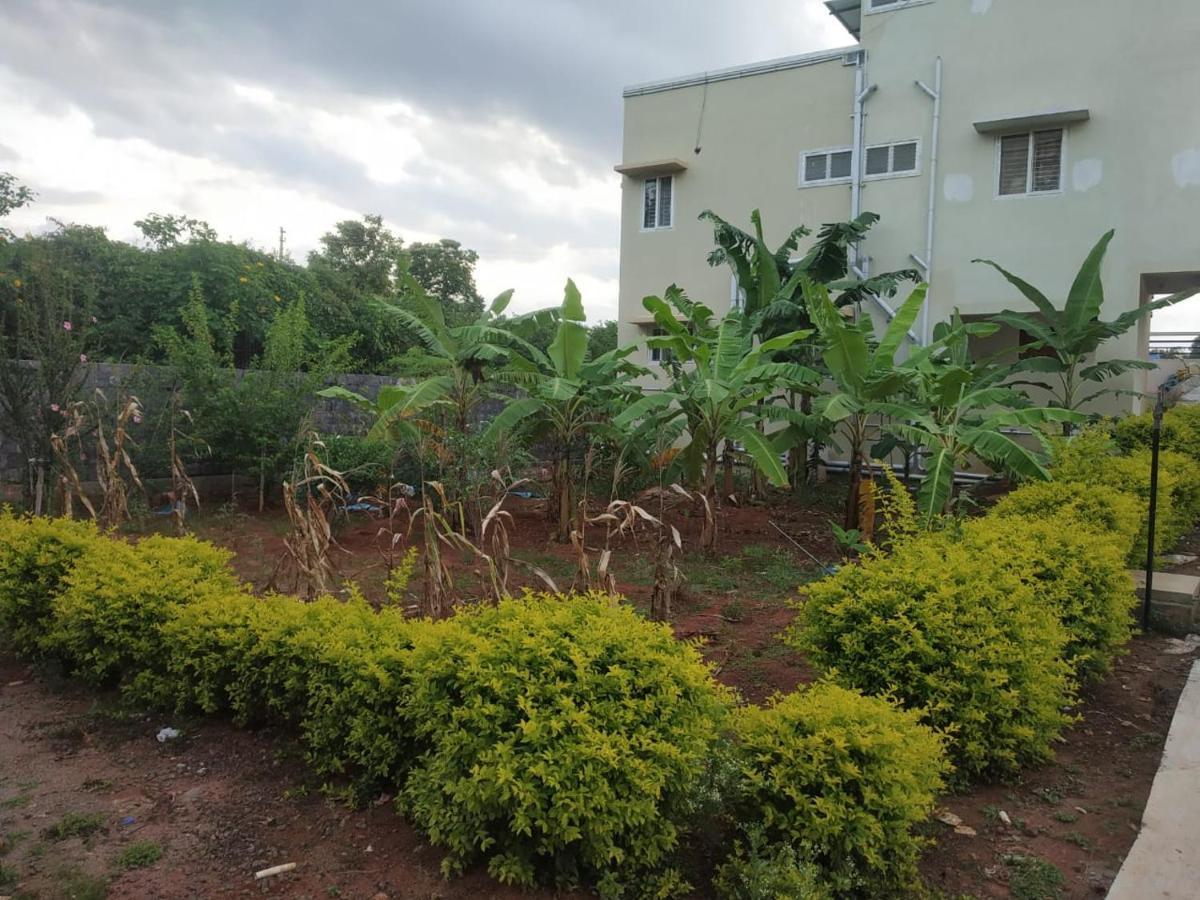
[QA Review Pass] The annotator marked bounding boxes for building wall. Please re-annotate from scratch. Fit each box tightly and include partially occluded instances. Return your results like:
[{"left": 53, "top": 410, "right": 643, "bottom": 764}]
[{"left": 617, "top": 0, "right": 1200, "bottom": 408}]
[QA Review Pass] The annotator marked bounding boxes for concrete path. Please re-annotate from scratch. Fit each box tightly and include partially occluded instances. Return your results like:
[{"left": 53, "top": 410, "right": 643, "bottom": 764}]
[{"left": 1108, "top": 660, "right": 1200, "bottom": 898}]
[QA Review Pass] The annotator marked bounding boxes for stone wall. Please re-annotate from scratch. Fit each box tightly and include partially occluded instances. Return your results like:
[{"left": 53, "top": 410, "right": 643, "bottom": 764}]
[{"left": 0, "top": 361, "right": 411, "bottom": 484}]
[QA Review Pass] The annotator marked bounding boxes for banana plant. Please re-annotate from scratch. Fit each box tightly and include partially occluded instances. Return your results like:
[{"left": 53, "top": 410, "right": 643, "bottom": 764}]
[
  {"left": 803, "top": 277, "right": 929, "bottom": 529},
  {"left": 975, "top": 230, "right": 1195, "bottom": 418},
  {"left": 877, "top": 312, "right": 1084, "bottom": 526},
  {"left": 614, "top": 286, "right": 818, "bottom": 553},
  {"left": 482, "top": 279, "right": 647, "bottom": 541},
  {"left": 701, "top": 209, "right": 918, "bottom": 488}
]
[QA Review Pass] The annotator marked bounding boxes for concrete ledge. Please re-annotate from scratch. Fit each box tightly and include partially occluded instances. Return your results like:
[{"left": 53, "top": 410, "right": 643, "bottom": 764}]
[
  {"left": 1131, "top": 571, "right": 1200, "bottom": 636},
  {"left": 1107, "top": 660, "right": 1200, "bottom": 898}
]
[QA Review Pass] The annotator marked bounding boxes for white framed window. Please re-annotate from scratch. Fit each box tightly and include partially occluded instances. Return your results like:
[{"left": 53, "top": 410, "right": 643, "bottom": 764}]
[
  {"left": 649, "top": 327, "right": 674, "bottom": 364},
  {"left": 799, "top": 147, "right": 853, "bottom": 187},
  {"left": 997, "top": 129, "right": 1065, "bottom": 197},
  {"left": 864, "top": 140, "right": 920, "bottom": 179},
  {"left": 642, "top": 175, "right": 674, "bottom": 230}
]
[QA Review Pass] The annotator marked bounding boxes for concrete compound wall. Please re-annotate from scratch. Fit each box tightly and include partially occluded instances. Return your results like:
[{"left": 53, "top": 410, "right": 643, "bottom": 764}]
[{"left": 0, "top": 361, "right": 410, "bottom": 485}]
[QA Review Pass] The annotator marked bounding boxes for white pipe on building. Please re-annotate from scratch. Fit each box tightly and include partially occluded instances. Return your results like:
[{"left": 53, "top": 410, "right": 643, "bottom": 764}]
[
  {"left": 849, "top": 53, "right": 876, "bottom": 273},
  {"left": 915, "top": 57, "right": 943, "bottom": 345}
]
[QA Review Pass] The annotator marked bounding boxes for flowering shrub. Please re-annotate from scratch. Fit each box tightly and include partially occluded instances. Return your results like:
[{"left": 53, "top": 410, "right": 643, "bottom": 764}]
[
  {"left": 789, "top": 531, "right": 1074, "bottom": 780},
  {"left": 728, "top": 683, "right": 948, "bottom": 897},
  {"left": 400, "top": 592, "right": 733, "bottom": 897},
  {"left": 0, "top": 511, "right": 100, "bottom": 655}
]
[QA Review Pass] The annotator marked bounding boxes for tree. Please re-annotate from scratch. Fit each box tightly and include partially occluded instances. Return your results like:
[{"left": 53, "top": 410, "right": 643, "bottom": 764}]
[
  {"left": 803, "top": 278, "right": 928, "bottom": 530},
  {"left": 483, "top": 280, "right": 646, "bottom": 541},
  {"left": 615, "top": 287, "right": 818, "bottom": 553},
  {"left": 587, "top": 320, "right": 617, "bottom": 359},
  {"left": 405, "top": 239, "right": 484, "bottom": 327},
  {"left": 308, "top": 214, "right": 405, "bottom": 297},
  {"left": 877, "top": 312, "right": 1082, "bottom": 525},
  {"left": 0, "top": 172, "right": 35, "bottom": 241},
  {"left": 701, "top": 209, "right": 918, "bottom": 487},
  {"left": 975, "top": 230, "right": 1195, "bottom": 417},
  {"left": 134, "top": 213, "right": 217, "bottom": 249}
]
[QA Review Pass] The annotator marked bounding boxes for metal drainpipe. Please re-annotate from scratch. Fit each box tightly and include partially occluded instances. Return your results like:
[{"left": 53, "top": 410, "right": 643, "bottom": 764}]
[
  {"left": 850, "top": 52, "right": 876, "bottom": 273},
  {"left": 914, "top": 57, "right": 943, "bottom": 345}
]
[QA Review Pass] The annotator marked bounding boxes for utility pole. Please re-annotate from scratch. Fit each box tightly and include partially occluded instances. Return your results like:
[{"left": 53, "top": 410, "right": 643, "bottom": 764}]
[{"left": 278, "top": 226, "right": 286, "bottom": 261}]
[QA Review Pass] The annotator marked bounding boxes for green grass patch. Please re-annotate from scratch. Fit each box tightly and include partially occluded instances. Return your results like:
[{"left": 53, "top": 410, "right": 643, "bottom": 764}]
[
  {"left": 1004, "top": 853, "right": 1064, "bottom": 900},
  {"left": 42, "top": 812, "right": 106, "bottom": 843},
  {"left": 115, "top": 841, "right": 163, "bottom": 870}
]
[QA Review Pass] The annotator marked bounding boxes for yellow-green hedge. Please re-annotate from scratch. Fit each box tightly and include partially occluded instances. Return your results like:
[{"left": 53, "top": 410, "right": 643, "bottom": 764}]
[
  {"left": 788, "top": 530, "right": 1075, "bottom": 780},
  {"left": 0, "top": 510, "right": 102, "bottom": 655},
  {"left": 400, "top": 593, "right": 733, "bottom": 897},
  {"left": 1115, "top": 404, "right": 1200, "bottom": 463},
  {"left": 989, "top": 480, "right": 1142, "bottom": 564},
  {"left": 728, "top": 683, "right": 948, "bottom": 897},
  {"left": 963, "top": 515, "right": 1136, "bottom": 682}
]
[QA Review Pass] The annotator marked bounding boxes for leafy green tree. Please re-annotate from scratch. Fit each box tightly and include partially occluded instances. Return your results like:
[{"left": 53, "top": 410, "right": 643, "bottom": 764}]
[
  {"left": 308, "top": 214, "right": 405, "bottom": 296},
  {"left": 587, "top": 320, "right": 617, "bottom": 359},
  {"left": 482, "top": 280, "right": 646, "bottom": 541},
  {"left": 405, "top": 239, "right": 484, "bottom": 327},
  {"left": 975, "top": 230, "right": 1195, "bottom": 416},
  {"left": 615, "top": 287, "right": 818, "bottom": 552},
  {"left": 134, "top": 213, "right": 217, "bottom": 249},
  {"left": 0, "top": 172, "right": 35, "bottom": 241}
]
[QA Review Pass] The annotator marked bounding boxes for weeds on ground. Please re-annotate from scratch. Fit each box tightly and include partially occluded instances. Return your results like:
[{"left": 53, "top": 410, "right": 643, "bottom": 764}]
[
  {"left": 115, "top": 841, "right": 163, "bottom": 870},
  {"left": 42, "top": 812, "right": 106, "bottom": 843},
  {"left": 1004, "top": 853, "right": 1064, "bottom": 900}
]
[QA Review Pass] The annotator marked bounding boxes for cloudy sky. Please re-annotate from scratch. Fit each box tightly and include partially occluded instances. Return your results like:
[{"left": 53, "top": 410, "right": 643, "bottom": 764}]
[{"left": 0, "top": 0, "right": 851, "bottom": 321}]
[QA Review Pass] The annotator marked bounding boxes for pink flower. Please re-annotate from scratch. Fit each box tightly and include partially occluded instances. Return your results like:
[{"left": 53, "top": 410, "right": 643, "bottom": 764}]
[
  {"left": 62, "top": 321, "right": 72, "bottom": 331},
  {"left": 133, "top": 414, "right": 143, "bottom": 425},
  {"left": 79, "top": 354, "right": 88, "bottom": 363},
  {"left": 50, "top": 403, "right": 60, "bottom": 412}
]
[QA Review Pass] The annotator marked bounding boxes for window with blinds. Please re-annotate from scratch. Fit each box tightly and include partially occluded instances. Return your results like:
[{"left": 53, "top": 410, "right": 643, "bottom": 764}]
[
  {"left": 642, "top": 175, "right": 673, "bottom": 229},
  {"left": 998, "top": 129, "right": 1064, "bottom": 196}
]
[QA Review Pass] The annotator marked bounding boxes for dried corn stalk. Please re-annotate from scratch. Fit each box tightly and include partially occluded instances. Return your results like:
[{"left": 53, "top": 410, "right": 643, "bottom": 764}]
[
  {"left": 92, "top": 391, "right": 146, "bottom": 530},
  {"left": 166, "top": 394, "right": 203, "bottom": 535},
  {"left": 271, "top": 436, "right": 349, "bottom": 599},
  {"left": 48, "top": 401, "right": 95, "bottom": 521}
]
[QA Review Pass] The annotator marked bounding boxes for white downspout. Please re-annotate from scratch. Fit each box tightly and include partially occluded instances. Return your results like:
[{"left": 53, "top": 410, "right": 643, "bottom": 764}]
[
  {"left": 850, "top": 52, "right": 876, "bottom": 274},
  {"left": 914, "top": 57, "right": 943, "bottom": 345}
]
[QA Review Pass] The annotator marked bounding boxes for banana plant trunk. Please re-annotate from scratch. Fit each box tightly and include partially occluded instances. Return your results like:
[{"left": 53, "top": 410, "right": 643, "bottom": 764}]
[
  {"left": 554, "top": 452, "right": 572, "bottom": 543},
  {"left": 843, "top": 415, "right": 867, "bottom": 530},
  {"left": 701, "top": 444, "right": 719, "bottom": 554}
]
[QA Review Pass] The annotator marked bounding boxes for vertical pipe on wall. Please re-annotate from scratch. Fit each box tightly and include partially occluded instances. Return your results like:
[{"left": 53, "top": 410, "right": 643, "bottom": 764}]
[
  {"left": 916, "top": 57, "right": 943, "bottom": 345},
  {"left": 850, "top": 52, "right": 876, "bottom": 274}
]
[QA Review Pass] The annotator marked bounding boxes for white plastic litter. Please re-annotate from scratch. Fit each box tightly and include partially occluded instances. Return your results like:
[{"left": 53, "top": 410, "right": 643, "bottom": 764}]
[{"left": 156, "top": 727, "right": 181, "bottom": 742}]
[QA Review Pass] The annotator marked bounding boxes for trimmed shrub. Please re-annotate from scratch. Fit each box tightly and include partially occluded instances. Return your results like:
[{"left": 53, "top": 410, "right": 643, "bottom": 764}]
[
  {"left": 1115, "top": 404, "right": 1200, "bottom": 463},
  {"left": 400, "top": 592, "right": 733, "bottom": 897},
  {"left": 0, "top": 512, "right": 101, "bottom": 655},
  {"left": 989, "top": 480, "right": 1142, "bottom": 563},
  {"left": 729, "top": 683, "right": 948, "bottom": 897},
  {"left": 161, "top": 589, "right": 427, "bottom": 794},
  {"left": 788, "top": 532, "right": 1074, "bottom": 780},
  {"left": 43, "top": 534, "right": 241, "bottom": 695},
  {"left": 965, "top": 515, "right": 1136, "bottom": 681}
]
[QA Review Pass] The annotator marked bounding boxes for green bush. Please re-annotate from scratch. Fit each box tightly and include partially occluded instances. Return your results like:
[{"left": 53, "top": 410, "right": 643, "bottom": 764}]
[
  {"left": 989, "top": 480, "right": 1142, "bottom": 563},
  {"left": 400, "top": 592, "right": 733, "bottom": 897},
  {"left": 965, "top": 515, "right": 1136, "bottom": 681},
  {"left": 0, "top": 511, "right": 101, "bottom": 655},
  {"left": 43, "top": 534, "right": 241, "bottom": 695},
  {"left": 317, "top": 434, "right": 412, "bottom": 498},
  {"left": 1115, "top": 404, "right": 1200, "bottom": 463},
  {"left": 713, "top": 827, "right": 831, "bottom": 900},
  {"left": 161, "top": 589, "right": 427, "bottom": 794},
  {"left": 789, "top": 532, "right": 1074, "bottom": 780},
  {"left": 729, "top": 683, "right": 947, "bottom": 897}
]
